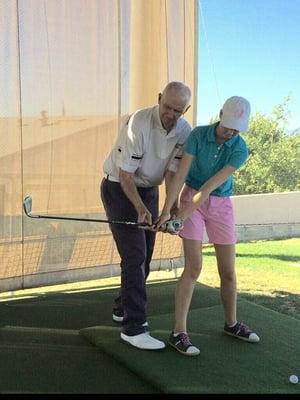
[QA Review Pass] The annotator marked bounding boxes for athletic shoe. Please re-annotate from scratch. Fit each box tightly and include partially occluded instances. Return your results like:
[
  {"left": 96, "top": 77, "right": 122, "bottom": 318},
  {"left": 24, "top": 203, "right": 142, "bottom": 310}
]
[
  {"left": 168, "top": 332, "right": 200, "bottom": 356},
  {"left": 224, "top": 321, "right": 260, "bottom": 343},
  {"left": 112, "top": 311, "right": 124, "bottom": 323},
  {"left": 112, "top": 312, "right": 149, "bottom": 328},
  {"left": 113, "top": 313, "right": 149, "bottom": 328},
  {"left": 120, "top": 332, "right": 165, "bottom": 350}
]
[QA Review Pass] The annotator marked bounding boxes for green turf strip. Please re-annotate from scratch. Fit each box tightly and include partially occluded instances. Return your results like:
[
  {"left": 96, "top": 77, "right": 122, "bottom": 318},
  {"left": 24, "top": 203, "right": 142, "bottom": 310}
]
[
  {"left": 0, "top": 325, "right": 157, "bottom": 393},
  {"left": 80, "top": 299, "right": 300, "bottom": 394}
]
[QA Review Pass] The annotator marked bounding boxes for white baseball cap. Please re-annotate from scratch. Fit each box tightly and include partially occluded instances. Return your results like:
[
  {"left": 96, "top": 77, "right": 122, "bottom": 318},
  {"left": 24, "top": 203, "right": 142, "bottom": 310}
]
[{"left": 220, "top": 96, "right": 251, "bottom": 132}]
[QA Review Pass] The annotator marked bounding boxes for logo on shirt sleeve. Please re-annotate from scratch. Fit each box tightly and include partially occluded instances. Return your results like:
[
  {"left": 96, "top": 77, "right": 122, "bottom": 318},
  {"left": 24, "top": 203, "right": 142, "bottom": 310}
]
[{"left": 131, "top": 154, "right": 142, "bottom": 160}]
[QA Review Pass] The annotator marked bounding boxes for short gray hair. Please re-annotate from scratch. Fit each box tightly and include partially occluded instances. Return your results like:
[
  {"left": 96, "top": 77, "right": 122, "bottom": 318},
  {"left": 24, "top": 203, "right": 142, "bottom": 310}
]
[{"left": 162, "top": 81, "right": 191, "bottom": 102}]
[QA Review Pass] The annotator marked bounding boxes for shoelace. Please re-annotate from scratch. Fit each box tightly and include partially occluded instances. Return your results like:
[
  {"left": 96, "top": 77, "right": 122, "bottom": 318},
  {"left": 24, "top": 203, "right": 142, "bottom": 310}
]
[
  {"left": 237, "top": 322, "right": 250, "bottom": 334},
  {"left": 178, "top": 333, "right": 192, "bottom": 347}
]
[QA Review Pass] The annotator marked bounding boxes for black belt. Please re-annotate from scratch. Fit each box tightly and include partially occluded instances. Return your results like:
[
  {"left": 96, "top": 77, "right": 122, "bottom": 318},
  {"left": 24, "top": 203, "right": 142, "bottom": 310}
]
[{"left": 104, "top": 174, "right": 119, "bottom": 182}]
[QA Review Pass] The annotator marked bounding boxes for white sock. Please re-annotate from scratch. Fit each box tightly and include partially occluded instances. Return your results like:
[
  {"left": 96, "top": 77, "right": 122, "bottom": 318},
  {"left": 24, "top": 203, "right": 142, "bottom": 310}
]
[
  {"left": 227, "top": 321, "right": 237, "bottom": 328},
  {"left": 173, "top": 331, "right": 187, "bottom": 336}
]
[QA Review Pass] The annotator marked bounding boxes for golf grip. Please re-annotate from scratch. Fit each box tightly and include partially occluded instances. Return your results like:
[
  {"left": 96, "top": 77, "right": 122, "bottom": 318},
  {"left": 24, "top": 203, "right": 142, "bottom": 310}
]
[{"left": 165, "top": 219, "right": 183, "bottom": 233}]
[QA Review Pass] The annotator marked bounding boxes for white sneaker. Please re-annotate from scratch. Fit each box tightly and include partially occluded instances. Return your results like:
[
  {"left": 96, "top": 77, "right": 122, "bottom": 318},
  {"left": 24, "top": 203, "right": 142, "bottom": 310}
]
[
  {"left": 120, "top": 332, "right": 165, "bottom": 350},
  {"left": 112, "top": 313, "right": 149, "bottom": 328},
  {"left": 112, "top": 313, "right": 123, "bottom": 323}
]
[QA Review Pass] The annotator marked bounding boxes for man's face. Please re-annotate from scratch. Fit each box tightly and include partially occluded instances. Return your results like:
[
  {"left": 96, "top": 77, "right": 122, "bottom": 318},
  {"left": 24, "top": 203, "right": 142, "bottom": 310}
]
[{"left": 158, "top": 92, "right": 189, "bottom": 132}]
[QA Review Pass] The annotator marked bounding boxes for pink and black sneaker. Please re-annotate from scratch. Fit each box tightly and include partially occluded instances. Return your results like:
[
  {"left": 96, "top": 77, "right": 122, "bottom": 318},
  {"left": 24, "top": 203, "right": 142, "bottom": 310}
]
[
  {"left": 224, "top": 321, "right": 260, "bottom": 343},
  {"left": 169, "top": 332, "right": 200, "bottom": 356}
]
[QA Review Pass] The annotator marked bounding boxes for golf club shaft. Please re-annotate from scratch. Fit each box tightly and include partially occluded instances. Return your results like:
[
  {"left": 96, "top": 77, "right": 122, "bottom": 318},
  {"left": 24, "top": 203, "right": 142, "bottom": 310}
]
[
  {"left": 33, "top": 214, "right": 148, "bottom": 227},
  {"left": 27, "top": 213, "right": 129, "bottom": 224},
  {"left": 23, "top": 199, "right": 148, "bottom": 227},
  {"left": 23, "top": 196, "right": 182, "bottom": 232},
  {"left": 28, "top": 213, "right": 149, "bottom": 227}
]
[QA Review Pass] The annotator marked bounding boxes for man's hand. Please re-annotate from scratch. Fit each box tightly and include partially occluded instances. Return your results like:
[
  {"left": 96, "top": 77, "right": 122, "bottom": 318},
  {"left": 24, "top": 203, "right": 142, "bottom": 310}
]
[
  {"left": 153, "top": 211, "right": 171, "bottom": 231},
  {"left": 153, "top": 211, "right": 183, "bottom": 234},
  {"left": 136, "top": 204, "right": 153, "bottom": 225}
]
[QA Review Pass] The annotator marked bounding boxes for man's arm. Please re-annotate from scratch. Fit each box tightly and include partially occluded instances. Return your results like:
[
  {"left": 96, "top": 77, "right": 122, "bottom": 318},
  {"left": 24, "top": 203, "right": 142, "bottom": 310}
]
[{"left": 119, "top": 168, "right": 153, "bottom": 225}]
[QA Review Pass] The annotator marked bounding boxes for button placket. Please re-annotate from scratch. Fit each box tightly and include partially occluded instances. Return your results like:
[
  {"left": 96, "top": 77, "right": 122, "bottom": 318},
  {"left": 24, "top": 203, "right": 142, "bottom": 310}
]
[{"left": 213, "top": 144, "right": 223, "bottom": 163}]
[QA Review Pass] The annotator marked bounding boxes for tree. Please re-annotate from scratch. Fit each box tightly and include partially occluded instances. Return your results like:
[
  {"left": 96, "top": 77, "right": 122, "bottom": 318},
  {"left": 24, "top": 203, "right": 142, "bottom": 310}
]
[{"left": 234, "top": 98, "right": 300, "bottom": 194}]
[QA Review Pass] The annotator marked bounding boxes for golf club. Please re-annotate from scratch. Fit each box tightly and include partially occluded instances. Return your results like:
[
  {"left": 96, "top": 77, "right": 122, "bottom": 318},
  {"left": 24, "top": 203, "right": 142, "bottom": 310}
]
[{"left": 23, "top": 195, "right": 149, "bottom": 228}]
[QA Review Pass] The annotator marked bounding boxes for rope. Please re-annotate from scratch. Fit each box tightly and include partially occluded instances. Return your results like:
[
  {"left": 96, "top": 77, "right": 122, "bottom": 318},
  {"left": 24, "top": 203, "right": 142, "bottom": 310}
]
[{"left": 198, "top": 0, "right": 222, "bottom": 108}]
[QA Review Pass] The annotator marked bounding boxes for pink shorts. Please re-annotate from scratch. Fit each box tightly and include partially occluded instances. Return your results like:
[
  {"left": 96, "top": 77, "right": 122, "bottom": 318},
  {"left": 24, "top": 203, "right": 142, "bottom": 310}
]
[{"left": 179, "top": 186, "right": 236, "bottom": 244}]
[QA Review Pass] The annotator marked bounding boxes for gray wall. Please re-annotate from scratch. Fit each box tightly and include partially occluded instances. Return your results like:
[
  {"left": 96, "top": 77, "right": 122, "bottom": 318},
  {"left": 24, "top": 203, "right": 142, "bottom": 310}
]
[{"left": 232, "top": 191, "right": 300, "bottom": 242}]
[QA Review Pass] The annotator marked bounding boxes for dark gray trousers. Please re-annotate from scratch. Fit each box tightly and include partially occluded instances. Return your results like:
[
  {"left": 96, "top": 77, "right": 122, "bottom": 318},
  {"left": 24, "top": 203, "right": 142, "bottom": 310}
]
[{"left": 100, "top": 178, "right": 158, "bottom": 336}]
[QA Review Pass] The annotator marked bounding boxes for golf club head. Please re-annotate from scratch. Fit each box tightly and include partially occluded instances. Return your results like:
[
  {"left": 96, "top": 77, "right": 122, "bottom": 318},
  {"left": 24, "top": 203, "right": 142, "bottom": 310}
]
[{"left": 23, "top": 195, "right": 32, "bottom": 217}]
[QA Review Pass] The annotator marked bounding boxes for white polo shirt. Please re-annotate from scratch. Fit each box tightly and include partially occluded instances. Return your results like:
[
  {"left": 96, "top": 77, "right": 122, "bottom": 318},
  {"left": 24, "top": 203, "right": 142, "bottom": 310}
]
[{"left": 103, "top": 105, "right": 192, "bottom": 187}]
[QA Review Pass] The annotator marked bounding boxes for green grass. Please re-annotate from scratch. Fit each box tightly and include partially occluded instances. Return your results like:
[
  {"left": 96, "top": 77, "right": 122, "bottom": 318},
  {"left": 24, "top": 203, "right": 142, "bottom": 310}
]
[
  {"left": 200, "top": 238, "right": 300, "bottom": 319},
  {"left": 2, "top": 238, "right": 299, "bottom": 321}
]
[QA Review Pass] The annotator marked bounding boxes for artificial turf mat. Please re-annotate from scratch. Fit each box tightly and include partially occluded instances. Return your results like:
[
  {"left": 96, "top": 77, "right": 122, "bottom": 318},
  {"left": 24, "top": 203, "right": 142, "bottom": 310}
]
[
  {"left": 0, "top": 281, "right": 222, "bottom": 394},
  {"left": 0, "top": 281, "right": 220, "bottom": 330},
  {"left": 80, "top": 299, "right": 300, "bottom": 394},
  {"left": 0, "top": 325, "right": 157, "bottom": 393},
  {"left": 1, "top": 280, "right": 299, "bottom": 393}
]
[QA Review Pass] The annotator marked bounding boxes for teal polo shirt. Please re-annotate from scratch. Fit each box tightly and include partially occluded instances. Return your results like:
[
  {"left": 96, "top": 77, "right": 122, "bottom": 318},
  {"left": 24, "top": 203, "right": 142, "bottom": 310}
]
[{"left": 184, "top": 122, "right": 248, "bottom": 197}]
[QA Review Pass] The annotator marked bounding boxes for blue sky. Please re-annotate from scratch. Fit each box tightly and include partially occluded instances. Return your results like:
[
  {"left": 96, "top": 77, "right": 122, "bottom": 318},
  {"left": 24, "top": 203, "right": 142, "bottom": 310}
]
[{"left": 197, "top": 0, "right": 300, "bottom": 132}]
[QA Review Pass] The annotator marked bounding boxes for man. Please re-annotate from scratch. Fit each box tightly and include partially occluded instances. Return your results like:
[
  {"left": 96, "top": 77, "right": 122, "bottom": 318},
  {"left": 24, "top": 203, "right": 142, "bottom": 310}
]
[
  {"left": 156, "top": 96, "right": 260, "bottom": 356},
  {"left": 100, "top": 81, "right": 192, "bottom": 350}
]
